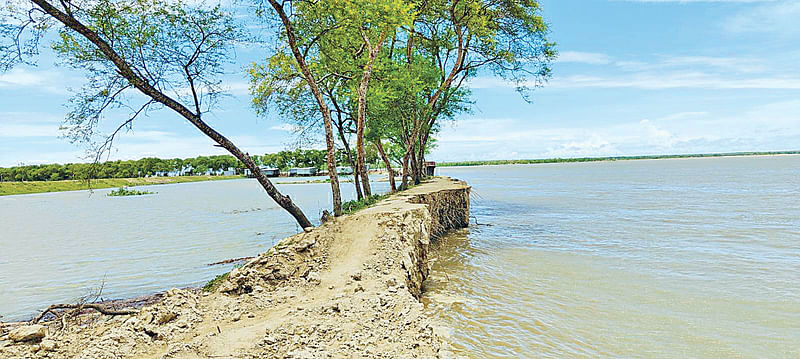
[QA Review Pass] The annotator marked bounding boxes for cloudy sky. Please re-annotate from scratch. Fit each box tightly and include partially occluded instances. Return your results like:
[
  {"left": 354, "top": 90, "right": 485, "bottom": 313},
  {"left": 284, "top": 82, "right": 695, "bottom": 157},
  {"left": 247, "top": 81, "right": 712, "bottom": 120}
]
[{"left": 1, "top": 0, "right": 799, "bottom": 166}]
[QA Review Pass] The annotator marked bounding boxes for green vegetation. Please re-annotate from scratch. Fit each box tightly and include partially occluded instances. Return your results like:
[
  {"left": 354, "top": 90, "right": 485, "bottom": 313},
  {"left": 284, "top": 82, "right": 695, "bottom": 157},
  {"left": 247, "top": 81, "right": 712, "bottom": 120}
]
[
  {"left": 3, "top": 0, "right": 555, "bottom": 226},
  {"left": 0, "top": 175, "right": 240, "bottom": 197},
  {"left": 342, "top": 193, "right": 392, "bottom": 215},
  {"left": 203, "top": 272, "right": 230, "bottom": 292},
  {"left": 249, "top": 0, "right": 555, "bottom": 198},
  {"left": 438, "top": 151, "right": 800, "bottom": 167},
  {"left": 204, "top": 264, "right": 244, "bottom": 292},
  {"left": 0, "top": 151, "right": 382, "bottom": 184},
  {"left": 107, "top": 187, "right": 155, "bottom": 197}
]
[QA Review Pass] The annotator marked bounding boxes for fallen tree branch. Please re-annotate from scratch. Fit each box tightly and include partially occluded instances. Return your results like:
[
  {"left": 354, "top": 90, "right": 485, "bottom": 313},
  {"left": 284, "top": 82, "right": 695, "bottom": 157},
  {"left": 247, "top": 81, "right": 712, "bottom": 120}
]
[{"left": 32, "top": 303, "right": 138, "bottom": 324}]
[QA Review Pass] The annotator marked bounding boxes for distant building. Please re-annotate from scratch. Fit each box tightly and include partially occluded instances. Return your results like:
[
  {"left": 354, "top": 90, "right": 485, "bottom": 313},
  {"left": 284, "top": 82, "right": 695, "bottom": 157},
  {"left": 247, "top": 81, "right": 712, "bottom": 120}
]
[
  {"left": 246, "top": 166, "right": 279, "bottom": 177},
  {"left": 289, "top": 167, "right": 317, "bottom": 176},
  {"left": 424, "top": 161, "right": 436, "bottom": 176},
  {"left": 222, "top": 167, "right": 235, "bottom": 176},
  {"left": 336, "top": 166, "right": 353, "bottom": 175},
  {"left": 180, "top": 165, "right": 194, "bottom": 176},
  {"left": 260, "top": 166, "right": 280, "bottom": 177}
]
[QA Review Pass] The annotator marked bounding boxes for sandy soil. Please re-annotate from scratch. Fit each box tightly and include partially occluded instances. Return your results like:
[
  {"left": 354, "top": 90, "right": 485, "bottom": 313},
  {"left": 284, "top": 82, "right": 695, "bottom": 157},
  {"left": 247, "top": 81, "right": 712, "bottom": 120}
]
[{"left": 1, "top": 177, "right": 470, "bottom": 359}]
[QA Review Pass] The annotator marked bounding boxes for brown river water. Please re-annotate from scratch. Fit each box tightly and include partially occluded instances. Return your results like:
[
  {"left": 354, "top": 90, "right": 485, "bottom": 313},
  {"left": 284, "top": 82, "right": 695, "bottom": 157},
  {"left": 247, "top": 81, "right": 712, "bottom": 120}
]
[
  {"left": 1, "top": 156, "right": 798, "bottom": 358},
  {"left": 426, "top": 156, "right": 800, "bottom": 358},
  {"left": 0, "top": 177, "right": 389, "bottom": 322}
]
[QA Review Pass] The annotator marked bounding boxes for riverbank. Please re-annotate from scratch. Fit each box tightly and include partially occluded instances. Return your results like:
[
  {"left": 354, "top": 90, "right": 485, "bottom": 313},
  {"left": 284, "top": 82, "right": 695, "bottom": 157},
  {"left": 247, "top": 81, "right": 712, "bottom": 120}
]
[
  {"left": 438, "top": 150, "right": 800, "bottom": 167},
  {"left": 0, "top": 175, "right": 242, "bottom": 196},
  {"left": 0, "top": 177, "right": 471, "bottom": 358}
]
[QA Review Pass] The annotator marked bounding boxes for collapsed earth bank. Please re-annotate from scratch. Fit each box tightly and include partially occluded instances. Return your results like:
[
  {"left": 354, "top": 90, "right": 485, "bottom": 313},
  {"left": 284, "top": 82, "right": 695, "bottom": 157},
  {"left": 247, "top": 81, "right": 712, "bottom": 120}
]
[{"left": 1, "top": 177, "right": 471, "bottom": 358}]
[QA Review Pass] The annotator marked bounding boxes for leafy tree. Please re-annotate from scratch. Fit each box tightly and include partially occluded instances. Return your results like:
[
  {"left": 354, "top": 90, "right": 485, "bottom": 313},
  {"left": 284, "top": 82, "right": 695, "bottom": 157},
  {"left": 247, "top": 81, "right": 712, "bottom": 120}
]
[
  {"left": 251, "top": 0, "right": 414, "bottom": 199},
  {"left": 256, "top": 0, "right": 347, "bottom": 216},
  {"left": 399, "top": 0, "right": 556, "bottom": 183},
  {"left": 1, "top": 0, "right": 313, "bottom": 227}
]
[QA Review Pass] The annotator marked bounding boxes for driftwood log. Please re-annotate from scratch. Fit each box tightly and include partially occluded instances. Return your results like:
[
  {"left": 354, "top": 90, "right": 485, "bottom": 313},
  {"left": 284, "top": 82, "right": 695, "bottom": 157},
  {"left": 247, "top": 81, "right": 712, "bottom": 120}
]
[
  {"left": 32, "top": 303, "right": 138, "bottom": 324},
  {"left": 207, "top": 256, "right": 255, "bottom": 266}
]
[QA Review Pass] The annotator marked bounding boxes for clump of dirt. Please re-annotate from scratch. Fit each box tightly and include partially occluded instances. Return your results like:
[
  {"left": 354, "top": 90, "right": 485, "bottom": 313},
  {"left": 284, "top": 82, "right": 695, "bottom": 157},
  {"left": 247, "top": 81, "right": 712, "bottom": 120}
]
[{"left": 0, "top": 177, "right": 470, "bottom": 359}]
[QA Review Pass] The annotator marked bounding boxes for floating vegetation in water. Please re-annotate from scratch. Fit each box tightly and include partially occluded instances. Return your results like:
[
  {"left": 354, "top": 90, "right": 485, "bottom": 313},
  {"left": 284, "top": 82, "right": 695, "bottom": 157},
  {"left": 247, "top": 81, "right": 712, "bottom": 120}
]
[
  {"left": 226, "top": 207, "right": 263, "bottom": 215},
  {"left": 107, "top": 187, "right": 155, "bottom": 197}
]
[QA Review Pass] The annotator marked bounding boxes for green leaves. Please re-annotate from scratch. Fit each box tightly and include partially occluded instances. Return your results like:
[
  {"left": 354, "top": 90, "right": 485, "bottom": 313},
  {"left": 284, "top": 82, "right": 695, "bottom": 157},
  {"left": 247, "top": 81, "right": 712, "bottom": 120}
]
[
  {"left": 251, "top": 0, "right": 554, "bottom": 183},
  {"left": 46, "top": 0, "right": 244, "bottom": 146}
]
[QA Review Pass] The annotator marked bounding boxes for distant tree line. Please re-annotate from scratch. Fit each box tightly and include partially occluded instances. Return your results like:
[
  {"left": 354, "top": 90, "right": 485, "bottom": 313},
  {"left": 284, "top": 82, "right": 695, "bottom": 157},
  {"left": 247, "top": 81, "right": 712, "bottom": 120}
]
[
  {"left": 0, "top": 149, "right": 382, "bottom": 182},
  {"left": 438, "top": 151, "right": 800, "bottom": 167}
]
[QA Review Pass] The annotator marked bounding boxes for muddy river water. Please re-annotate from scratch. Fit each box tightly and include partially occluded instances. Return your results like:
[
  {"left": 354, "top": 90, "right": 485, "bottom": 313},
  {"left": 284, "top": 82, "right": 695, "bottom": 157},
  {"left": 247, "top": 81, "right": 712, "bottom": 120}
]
[
  {"left": 2, "top": 156, "right": 798, "bottom": 358},
  {"left": 426, "top": 156, "right": 800, "bottom": 358},
  {"left": 0, "top": 177, "right": 388, "bottom": 321}
]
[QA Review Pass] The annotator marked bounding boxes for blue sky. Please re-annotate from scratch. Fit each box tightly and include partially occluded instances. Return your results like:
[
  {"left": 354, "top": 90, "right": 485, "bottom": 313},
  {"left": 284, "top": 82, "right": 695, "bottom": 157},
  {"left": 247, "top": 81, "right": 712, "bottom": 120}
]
[{"left": 1, "top": 0, "right": 799, "bottom": 167}]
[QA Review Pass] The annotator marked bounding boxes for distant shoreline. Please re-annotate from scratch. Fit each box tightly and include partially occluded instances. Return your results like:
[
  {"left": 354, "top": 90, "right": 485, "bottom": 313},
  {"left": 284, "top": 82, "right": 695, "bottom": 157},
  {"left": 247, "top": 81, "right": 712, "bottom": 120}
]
[
  {"left": 0, "top": 175, "right": 242, "bottom": 197},
  {"left": 3, "top": 150, "right": 797, "bottom": 196},
  {"left": 437, "top": 150, "right": 800, "bottom": 167}
]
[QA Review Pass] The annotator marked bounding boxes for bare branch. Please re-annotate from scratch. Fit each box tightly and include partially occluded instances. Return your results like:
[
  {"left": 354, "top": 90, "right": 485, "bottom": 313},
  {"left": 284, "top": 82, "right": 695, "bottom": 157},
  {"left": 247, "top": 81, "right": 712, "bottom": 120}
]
[{"left": 32, "top": 303, "right": 138, "bottom": 324}]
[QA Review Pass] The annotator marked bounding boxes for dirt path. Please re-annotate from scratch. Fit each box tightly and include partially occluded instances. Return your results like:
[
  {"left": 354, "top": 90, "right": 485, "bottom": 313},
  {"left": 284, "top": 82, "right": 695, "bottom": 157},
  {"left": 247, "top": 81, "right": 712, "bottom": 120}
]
[{"left": 1, "top": 177, "right": 470, "bottom": 359}]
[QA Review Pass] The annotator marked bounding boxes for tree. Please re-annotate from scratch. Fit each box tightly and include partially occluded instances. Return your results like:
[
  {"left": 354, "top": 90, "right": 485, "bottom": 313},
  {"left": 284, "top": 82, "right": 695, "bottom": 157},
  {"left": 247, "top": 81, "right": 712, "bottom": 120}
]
[
  {"left": 251, "top": 0, "right": 414, "bottom": 200},
  {"left": 1, "top": 0, "right": 313, "bottom": 227},
  {"left": 250, "top": 54, "right": 368, "bottom": 199},
  {"left": 259, "top": 0, "right": 344, "bottom": 217},
  {"left": 403, "top": 0, "right": 556, "bottom": 183}
]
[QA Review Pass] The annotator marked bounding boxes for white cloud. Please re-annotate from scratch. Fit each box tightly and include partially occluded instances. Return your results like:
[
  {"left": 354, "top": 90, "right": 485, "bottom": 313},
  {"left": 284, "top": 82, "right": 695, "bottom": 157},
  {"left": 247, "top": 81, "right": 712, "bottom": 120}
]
[
  {"left": 224, "top": 81, "right": 251, "bottom": 96},
  {"left": 470, "top": 71, "right": 800, "bottom": 90},
  {"left": 0, "top": 68, "right": 74, "bottom": 94},
  {"left": 0, "top": 123, "right": 61, "bottom": 138},
  {"left": 0, "top": 68, "right": 47, "bottom": 87},
  {"left": 557, "top": 51, "right": 612, "bottom": 65},
  {"left": 0, "top": 112, "right": 64, "bottom": 138},
  {"left": 551, "top": 72, "right": 800, "bottom": 89},
  {"left": 78, "top": 131, "right": 285, "bottom": 163},
  {"left": 619, "top": 0, "right": 776, "bottom": 3},
  {"left": 269, "top": 124, "right": 303, "bottom": 132},
  {"left": 430, "top": 100, "right": 800, "bottom": 161},
  {"left": 471, "top": 50, "right": 796, "bottom": 90},
  {"left": 620, "top": 56, "right": 768, "bottom": 73},
  {"left": 723, "top": 1, "right": 800, "bottom": 34}
]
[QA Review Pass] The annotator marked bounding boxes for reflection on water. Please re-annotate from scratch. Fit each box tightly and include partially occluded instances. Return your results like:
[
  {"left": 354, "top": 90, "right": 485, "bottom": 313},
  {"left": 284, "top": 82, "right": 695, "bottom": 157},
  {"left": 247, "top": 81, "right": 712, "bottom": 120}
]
[
  {"left": 425, "top": 156, "right": 800, "bottom": 358},
  {"left": 0, "top": 178, "right": 387, "bottom": 321}
]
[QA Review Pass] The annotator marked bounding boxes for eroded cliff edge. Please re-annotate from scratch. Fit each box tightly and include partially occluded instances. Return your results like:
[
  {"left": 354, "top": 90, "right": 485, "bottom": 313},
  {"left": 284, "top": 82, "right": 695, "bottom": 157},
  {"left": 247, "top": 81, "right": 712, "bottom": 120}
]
[{"left": 1, "top": 177, "right": 471, "bottom": 359}]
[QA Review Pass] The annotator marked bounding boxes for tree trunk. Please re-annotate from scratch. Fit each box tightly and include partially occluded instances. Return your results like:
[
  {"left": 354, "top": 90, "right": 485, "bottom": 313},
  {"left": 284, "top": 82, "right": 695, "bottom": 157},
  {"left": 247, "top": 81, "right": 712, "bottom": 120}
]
[
  {"left": 410, "top": 145, "right": 420, "bottom": 185},
  {"left": 268, "top": 0, "right": 342, "bottom": 216},
  {"left": 416, "top": 128, "right": 426, "bottom": 182},
  {"left": 336, "top": 122, "right": 363, "bottom": 200},
  {"left": 374, "top": 139, "right": 396, "bottom": 192},
  {"left": 401, "top": 150, "right": 410, "bottom": 190},
  {"left": 355, "top": 31, "right": 386, "bottom": 198},
  {"left": 32, "top": 0, "right": 313, "bottom": 228}
]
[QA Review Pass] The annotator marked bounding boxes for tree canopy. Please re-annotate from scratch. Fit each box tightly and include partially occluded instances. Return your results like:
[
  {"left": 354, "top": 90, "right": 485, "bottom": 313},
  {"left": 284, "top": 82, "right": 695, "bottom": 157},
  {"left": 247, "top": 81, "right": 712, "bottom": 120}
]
[{"left": 1, "top": 0, "right": 555, "bottom": 226}]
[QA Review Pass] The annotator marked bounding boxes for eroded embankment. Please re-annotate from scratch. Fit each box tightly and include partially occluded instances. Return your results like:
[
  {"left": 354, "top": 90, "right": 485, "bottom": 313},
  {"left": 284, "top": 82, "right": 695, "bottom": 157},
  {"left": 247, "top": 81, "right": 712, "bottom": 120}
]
[{"left": 0, "top": 177, "right": 470, "bottom": 359}]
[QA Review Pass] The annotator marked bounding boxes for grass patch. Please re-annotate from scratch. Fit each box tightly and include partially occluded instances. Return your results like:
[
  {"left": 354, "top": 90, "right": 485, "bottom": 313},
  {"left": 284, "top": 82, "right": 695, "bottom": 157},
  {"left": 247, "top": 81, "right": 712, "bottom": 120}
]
[
  {"left": 107, "top": 187, "right": 154, "bottom": 196},
  {"left": 203, "top": 264, "right": 244, "bottom": 292},
  {"left": 0, "top": 175, "right": 242, "bottom": 196},
  {"left": 342, "top": 193, "right": 392, "bottom": 215},
  {"left": 203, "top": 272, "right": 229, "bottom": 292}
]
